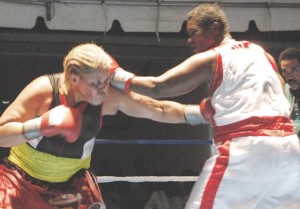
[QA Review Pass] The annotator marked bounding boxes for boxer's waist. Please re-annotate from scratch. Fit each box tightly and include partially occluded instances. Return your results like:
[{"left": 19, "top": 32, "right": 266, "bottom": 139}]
[
  {"left": 8, "top": 143, "right": 91, "bottom": 183},
  {"left": 2, "top": 158, "right": 84, "bottom": 190},
  {"left": 214, "top": 116, "right": 295, "bottom": 143}
]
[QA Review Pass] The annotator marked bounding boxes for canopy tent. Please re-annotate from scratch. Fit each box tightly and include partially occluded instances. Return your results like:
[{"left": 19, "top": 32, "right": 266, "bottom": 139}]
[{"left": 0, "top": 0, "right": 300, "bottom": 35}]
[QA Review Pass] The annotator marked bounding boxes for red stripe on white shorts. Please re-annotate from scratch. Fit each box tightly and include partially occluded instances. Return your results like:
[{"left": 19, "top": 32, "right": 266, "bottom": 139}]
[{"left": 200, "top": 139, "right": 231, "bottom": 209}]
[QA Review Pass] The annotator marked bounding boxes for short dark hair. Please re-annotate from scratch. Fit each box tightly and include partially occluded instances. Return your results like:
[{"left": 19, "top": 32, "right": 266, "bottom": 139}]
[
  {"left": 278, "top": 48, "right": 300, "bottom": 65},
  {"left": 186, "top": 3, "right": 230, "bottom": 37}
]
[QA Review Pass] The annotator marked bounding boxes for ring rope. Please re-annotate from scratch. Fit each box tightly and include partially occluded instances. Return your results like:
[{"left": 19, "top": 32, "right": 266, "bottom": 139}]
[
  {"left": 95, "top": 139, "right": 206, "bottom": 183},
  {"left": 95, "top": 139, "right": 212, "bottom": 145},
  {"left": 97, "top": 176, "right": 198, "bottom": 183}
]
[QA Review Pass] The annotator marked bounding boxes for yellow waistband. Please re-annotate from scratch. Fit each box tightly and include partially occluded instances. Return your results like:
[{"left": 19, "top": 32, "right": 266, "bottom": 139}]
[{"left": 8, "top": 143, "right": 91, "bottom": 183}]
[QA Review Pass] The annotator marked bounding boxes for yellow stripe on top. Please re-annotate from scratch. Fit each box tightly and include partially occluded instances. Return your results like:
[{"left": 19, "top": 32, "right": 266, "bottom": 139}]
[{"left": 8, "top": 143, "right": 91, "bottom": 183}]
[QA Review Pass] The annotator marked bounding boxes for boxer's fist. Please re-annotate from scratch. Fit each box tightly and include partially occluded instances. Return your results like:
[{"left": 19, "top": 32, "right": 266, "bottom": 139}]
[
  {"left": 108, "top": 55, "right": 135, "bottom": 92},
  {"left": 200, "top": 98, "right": 215, "bottom": 122},
  {"left": 23, "top": 105, "right": 82, "bottom": 143},
  {"left": 184, "top": 105, "right": 206, "bottom": 125},
  {"left": 108, "top": 55, "right": 121, "bottom": 76},
  {"left": 40, "top": 105, "right": 82, "bottom": 143}
]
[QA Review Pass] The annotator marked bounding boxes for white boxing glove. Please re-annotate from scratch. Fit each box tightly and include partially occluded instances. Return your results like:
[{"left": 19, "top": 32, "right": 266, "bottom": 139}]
[
  {"left": 108, "top": 55, "right": 135, "bottom": 92},
  {"left": 184, "top": 98, "right": 215, "bottom": 125}
]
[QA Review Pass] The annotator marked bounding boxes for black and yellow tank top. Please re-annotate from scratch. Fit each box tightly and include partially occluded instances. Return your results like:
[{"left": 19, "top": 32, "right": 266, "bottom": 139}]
[{"left": 8, "top": 73, "right": 103, "bottom": 182}]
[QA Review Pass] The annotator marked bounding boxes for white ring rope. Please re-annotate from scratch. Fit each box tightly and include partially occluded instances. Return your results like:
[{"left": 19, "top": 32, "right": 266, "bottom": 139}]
[{"left": 98, "top": 176, "right": 198, "bottom": 183}]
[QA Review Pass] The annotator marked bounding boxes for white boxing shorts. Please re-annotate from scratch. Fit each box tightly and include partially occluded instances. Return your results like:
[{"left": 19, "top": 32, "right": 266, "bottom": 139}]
[{"left": 185, "top": 135, "right": 300, "bottom": 209}]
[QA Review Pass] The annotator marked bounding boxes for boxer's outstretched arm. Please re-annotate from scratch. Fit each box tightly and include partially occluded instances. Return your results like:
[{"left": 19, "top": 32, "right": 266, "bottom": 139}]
[{"left": 110, "top": 50, "right": 216, "bottom": 98}]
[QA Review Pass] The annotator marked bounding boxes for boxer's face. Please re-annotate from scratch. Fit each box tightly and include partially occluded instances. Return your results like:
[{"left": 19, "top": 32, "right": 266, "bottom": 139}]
[
  {"left": 75, "top": 70, "right": 109, "bottom": 105},
  {"left": 280, "top": 58, "right": 300, "bottom": 90},
  {"left": 186, "top": 19, "right": 217, "bottom": 53}
]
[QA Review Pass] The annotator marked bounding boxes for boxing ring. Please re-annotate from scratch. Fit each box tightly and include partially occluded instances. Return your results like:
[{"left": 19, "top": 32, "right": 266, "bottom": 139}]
[{"left": 94, "top": 139, "right": 212, "bottom": 183}]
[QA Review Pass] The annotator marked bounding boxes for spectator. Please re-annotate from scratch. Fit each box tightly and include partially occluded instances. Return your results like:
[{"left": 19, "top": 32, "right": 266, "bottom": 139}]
[{"left": 278, "top": 47, "right": 300, "bottom": 136}]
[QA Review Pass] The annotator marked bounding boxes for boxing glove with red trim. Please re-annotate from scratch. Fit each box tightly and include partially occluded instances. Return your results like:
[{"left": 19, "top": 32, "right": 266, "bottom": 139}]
[
  {"left": 184, "top": 98, "right": 215, "bottom": 125},
  {"left": 109, "top": 55, "right": 135, "bottom": 92},
  {"left": 23, "top": 105, "right": 82, "bottom": 143},
  {"left": 200, "top": 97, "right": 215, "bottom": 122},
  {"left": 184, "top": 105, "right": 207, "bottom": 125}
]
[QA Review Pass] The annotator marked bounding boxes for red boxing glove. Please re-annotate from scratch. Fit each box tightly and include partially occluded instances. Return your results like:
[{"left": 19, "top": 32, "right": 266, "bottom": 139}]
[
  {"left": 108, "top": 54, "right": 135, "bottom": 92},
  {"left": 200, "top": 98, "right": 215, "bottom": 122},
  {"left": 108, "top": 55, "right": 120, "bottom": 76},
  {"left": 23, "top": 105, "right": 82, "bottom": 143},
  {"left": 40, "top": 105, "right": 82, "bottom": 143}
]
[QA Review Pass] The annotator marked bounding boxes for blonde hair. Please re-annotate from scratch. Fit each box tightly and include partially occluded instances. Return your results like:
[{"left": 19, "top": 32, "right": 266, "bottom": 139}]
[{"left": 63, "top": 43, "right": 111, "bottom": 85}]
